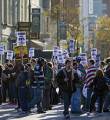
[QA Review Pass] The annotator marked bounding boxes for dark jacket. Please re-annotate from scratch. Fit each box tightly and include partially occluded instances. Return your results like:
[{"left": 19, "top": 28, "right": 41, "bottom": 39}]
[
  {"left": 16, "top": 71, "right": 30, "bottom": 88},
  {"left": 56, "top": 68, "right": 79, "bottom": 92}
]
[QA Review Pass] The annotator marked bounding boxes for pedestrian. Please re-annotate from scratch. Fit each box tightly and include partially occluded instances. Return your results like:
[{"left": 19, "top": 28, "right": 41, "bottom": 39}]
[
  {"left": 0, "top": 65, "right": 2, "bottom": 105},
  {"left": 56, "top": 59, "right": 79, "bottom": 119},
  {"left": 99, "top": 61, "right": 106, "bottom": 72},
  {"left": 85, "top": 59, "right": 97, "bottom": 111},
  {"left": 42, "top": 62, "right": 53, "bottom": 111},
  {"left": 28, "top": 57, "right": 46, "bottom": 113},
  {"left": 87, "top": 69, "right": 107, "bottom": 115},
  {"left": 16, "top": 64, "right": 30, "bottom": 114}
]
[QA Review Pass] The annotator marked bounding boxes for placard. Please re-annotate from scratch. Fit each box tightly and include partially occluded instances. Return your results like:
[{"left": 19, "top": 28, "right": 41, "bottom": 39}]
[
  {"left": 69, "top": 39, "right": 74, "bottom": 54},
  {"left": 53, "top": 46, "right": 59, "bottom": 56},
  {"left": 91, "top": 48, "right": 97, "bottom": 60},
  {"left": 0, "top": 46, "right": 5, "bottom": 55},
  {"left": 29, "top": 48, "right": 35, "bottom": 57},
  {"left": 6, "top": 50, "right": 13, "bottom": 60},
  {"left": 79, "top": 53, "right": 87, "bottom": 65},
  {"left": 57, "top": 51, "right": 65, "bottom": 63},
  {"left": 17, "top": 31, "right": 26, "bottom": 46},
  {"left": 95, "top": 54, "right": 100, "bottom": 67}
]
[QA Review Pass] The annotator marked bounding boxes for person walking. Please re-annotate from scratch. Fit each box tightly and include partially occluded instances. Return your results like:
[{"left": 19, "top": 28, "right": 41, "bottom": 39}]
[{"left": 28, "top": 57, "right": 46, "bottom": 113}]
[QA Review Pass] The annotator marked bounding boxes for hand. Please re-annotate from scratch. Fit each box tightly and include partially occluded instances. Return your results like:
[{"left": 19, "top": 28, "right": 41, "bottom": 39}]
[
  {"left": 12, "top": 73, "right": 16, "bottom": 76},
  {"left": 44, "top": 77, "right": 47, "bottom": 81},
  {"left": 7, "top": 74, "right": 10, "bottom": 78},
  {"left": 64, "top": 78, "right": 68, "bottom": 82}
]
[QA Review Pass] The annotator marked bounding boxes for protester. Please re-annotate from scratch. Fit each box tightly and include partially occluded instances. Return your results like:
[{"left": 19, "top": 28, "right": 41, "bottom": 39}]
[
  {"left": 0, "top": 65, "right": 2, "bottom": 105},
  {"left": 16, "top": 64, "right": 30, "bottom": 114},
  {"left": 2, "top": 63, "right": 11, "bottom": 103},
  {"left": 28, "top": 57, "right": 46, "bottom": 113},
  {"left": 8, "top": 64, "right": 17, "bottom": 104},
  {"left": 56, "top": 59, "right": 79, "bottom": 119},
  {"left": 71, "top": 62, "right": 82, "bottom": 113},
  {"left": 99, "top": 61, "right": 106, "bottom": 72},
  {"left": 87, "top": 70, "right": 107, "bottom": 115},
  {"left": 85, "top": 59, "right": 97, "bottom": 111},
  {"left": 42, "top": 62, "right": 53, "bottom": 111}
]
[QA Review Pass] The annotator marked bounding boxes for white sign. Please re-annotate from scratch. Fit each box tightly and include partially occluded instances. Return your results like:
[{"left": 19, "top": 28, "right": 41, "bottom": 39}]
[
  {"left": 53, "top": 46, "right": 59, "bottom": 56},
  {"left": 57, "top": 51, "right": 65, "bottom": 63},
  {"left": 91, "top": 48, "right": 97, "bottom": 60},
  {"left": 17, "top": 31, "right": 26, "bottom": 46},
  {"left": 29, "top": 48, "right": 35, "bottom": 57},
  {"left": 6, "top": 50, "right": 13, "bottom": 60},
  {"left": 95, "top": 54, "right": 100, "bottom": 67},
  {"left": 69, "top": 39, "right": 74, "bottom": 54},
  {"left": 63, "top": 51, "right": 69, "bottom": 60},
  {"left": 79, "top": 53, "right": 87, "bottom": 65},
  {"left": 89, "top": 0, "right": 93, "bottom": 14},
  {"left": 0, "top": 46, "right": 5, "bottom": 55}
]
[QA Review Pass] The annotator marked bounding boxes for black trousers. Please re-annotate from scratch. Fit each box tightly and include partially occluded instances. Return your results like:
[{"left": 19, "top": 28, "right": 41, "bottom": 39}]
[
  {"left": 90, "top": 92, "right": 104, "bottom": 113},
  {"left": 2, "top": 82, "right": 11, "bottom": 102}
]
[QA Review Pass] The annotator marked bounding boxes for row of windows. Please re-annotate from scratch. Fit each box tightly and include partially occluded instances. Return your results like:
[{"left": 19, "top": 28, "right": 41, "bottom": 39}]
[{"left": 2, "top": 0, "right": 28, "bottom": 26}]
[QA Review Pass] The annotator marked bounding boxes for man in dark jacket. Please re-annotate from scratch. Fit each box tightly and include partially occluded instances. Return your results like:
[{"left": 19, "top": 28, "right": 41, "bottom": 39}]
[{"left": 56, "top": 59, "right": 79, "bottom": 119}]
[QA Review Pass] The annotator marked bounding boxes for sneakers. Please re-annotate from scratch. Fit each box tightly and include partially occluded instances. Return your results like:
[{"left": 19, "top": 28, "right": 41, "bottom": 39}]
[{"left": 64, "top": 114, "right": 70, "bottom": 119}]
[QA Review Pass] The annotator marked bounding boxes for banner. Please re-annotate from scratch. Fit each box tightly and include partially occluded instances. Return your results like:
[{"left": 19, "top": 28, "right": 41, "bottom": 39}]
[
  {"left": 60, "top": 21, "right": 67, "bottom": 40},
  {"left": 69, "top": 39, "right": 74, "bottom": 54},
  {"left": 0, "top": 46, "right": 5, "bottom": 55},
  {"left": 91, "top": 48, "right": 97, "bottom": 60},
  {"left": 79, "top": 53, "right": 87, "bottom": 65},
  {"left": 14, "top": 45, "right": 28, "bottom": 60},
  {"left": 17, "top": 31, "right": 26, "bottom": 46},
  {"left": 32, "top": 8, "right": 40, "bottom": 33},
  {"left": 57, "top": 51, "right": 65, "bottom": 63},
  {"left": 95, "top": 54, "right": 100, "bottom": 67},
  {"left": 53, "top": 46, "right": 59, "bottom": 56},
  {"left": 29, "top": 48, "right": 35, "bottom": 57},
  {"left": 6, "top": 50, "right": 13, "bottom": 60}
]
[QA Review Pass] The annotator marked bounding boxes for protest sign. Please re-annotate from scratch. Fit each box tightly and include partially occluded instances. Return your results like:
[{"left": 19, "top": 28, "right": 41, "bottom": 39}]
[
  {"left": 29, "top": 48, "right": 35, "bottom": 57},
  {"left": 91, "top": 48, "right": 97, "bottom": 60},
  {"left": 17, "top": 31, "right": 26, "bottom": 46},
  {"left": 95, "top": 54, "right": 100, "bottom": 67},
  {"left": 69, "top": 39, "right": 74, "bottom": 54},
  {"left": 53, "top": 46, "right": 59, "bottom": 56},
  {"left": 79, "top": 53, "right": 87, "bottom": 65},
  {"left": 6, "top": 50, "right": 13, "bottom": 60}
]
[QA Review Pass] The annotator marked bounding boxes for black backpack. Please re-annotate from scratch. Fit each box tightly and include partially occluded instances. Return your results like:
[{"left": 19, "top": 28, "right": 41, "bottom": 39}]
[{"left": 95, "top": 77, "right": 107, "bottom": 92}]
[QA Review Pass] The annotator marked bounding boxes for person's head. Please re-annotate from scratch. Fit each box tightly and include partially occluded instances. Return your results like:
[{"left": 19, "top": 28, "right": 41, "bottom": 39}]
[
  {"left": 65, "top": 60, "right": 71, "bottom": 69},
  {"left": 47, "top": 62, "right": 53, "bottom": 68},
  {"left": 8, "top": 64, "right": 13, "bottom": 71},
  {"left": 37, "top": 57, "right": 45, "bottom": 66},
  {"left": 88, "top": 59, "right": 95, "bottom": 67},
  {"left": 30, "top": 58, "right": 36, "bottom": 67},
  {"left": 73, "top": 62, "right": 77, "bottom": 70},
  {"left": 26, "top": 63, "right": 32, "bottom": 70},
  {"left": 12, "top": 60, "right": 16, "bottom": 66},
  {"left": 95, "top": 69, "right": 104, "bottom": 77},
  {"left": 99, "top": 61, "right": 105, "bottom": 68},
  {"left": 5, "top": 63, "right": 9, "bottom": 70},
  {"left": 105, "top": 58, "right": 110, "bottom": 65},
  {"left": 20, "top": 64, "right": 25, "bottom": 72},
  {"left": 76, "top": 56, "right": 81, "bottom": 64}
]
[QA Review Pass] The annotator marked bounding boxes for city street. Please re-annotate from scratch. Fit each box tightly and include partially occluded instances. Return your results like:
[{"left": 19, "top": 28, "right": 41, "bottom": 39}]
[{"left": 0, "top": 103, "right": 110, "bottom": 120}]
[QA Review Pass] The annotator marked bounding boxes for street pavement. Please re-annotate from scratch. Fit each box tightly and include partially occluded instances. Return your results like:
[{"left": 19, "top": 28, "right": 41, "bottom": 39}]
[{"left": 0, "top": 103, "right": 110, "bottom": 120}]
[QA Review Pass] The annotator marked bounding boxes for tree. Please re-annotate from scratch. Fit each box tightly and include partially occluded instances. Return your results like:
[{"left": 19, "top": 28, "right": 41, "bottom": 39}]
[{"left": 94, "top": 15, "right": 110, "bottom": 58}]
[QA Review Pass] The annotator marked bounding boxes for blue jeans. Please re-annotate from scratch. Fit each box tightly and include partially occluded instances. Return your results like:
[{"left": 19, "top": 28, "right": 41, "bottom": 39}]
[
  {"left": 85, "top": 87, "right": 93, "bottom": 110},
  {"left": 18, "top": 88, "right": 29, "bottom": 112},
  {"left": 29, "top": 87, "right": 34, "bottom": 102},
  {"left": 104, "top": 91, "right": 110, "bottom": 110},
  {"left": 28, "top": 88, "right": 43, "bottom": 112},
  {"left": 63, "top": 92, "right": 72, "bottom": 115},
  {"left": 9, "top": 82, "right": 17, "bottom": 99},
  {"left": 71, "top": 87, "right": 81, "bottom": 112}
]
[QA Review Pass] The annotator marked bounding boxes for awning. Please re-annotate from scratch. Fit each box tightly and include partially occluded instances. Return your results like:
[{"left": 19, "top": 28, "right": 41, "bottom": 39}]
[{"left": 31, "top": 40, "right": 46, "bottom": 50}]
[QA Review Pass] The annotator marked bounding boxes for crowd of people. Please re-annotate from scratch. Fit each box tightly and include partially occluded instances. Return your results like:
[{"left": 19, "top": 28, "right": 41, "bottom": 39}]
[{"left": 0, "top": 56, "right": 110, "bottom": 119}]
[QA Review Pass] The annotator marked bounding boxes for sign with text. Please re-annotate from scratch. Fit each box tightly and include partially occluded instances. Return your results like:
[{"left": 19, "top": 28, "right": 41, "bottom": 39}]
[
  {"left": 6, "top": 50, "right": 13, "bottom": 60},
  {"left": 29, "top": 48, "right": 35, "bottom": 57},
  {"left": 53, "top": 46, "right": 59, "bottom": 56},
  {"left": 17, "top": 31, "right": 26, "bottom": 46},
  {"left": 95, "top": 54, "right": 100, "bottom": 67},
  {"left": 69, "top": 39, "right": 74, "bottom": 54},
  {"left": 91, "top": 48, "right": 97, "bottom": 60},
  {"left": 79, "top": 53, "right": 87, "bottom": 65},
  {"left": 57, "top": 51, "right": 65, "bottom": 63},
  {"left": 0, "top": 46, "right": 5, "bottom": 55},
  {"left": 89, "top": 0, "right": 93, "bottom": 14}
]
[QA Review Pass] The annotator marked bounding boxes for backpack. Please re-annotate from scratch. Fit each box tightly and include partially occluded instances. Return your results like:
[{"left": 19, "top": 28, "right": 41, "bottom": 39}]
[
  {"left": 45, "top": 67, "right": 52, "bottom": 84},
  {"left": 95, "top": 77, "right": 107, "bottom": 92}
]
